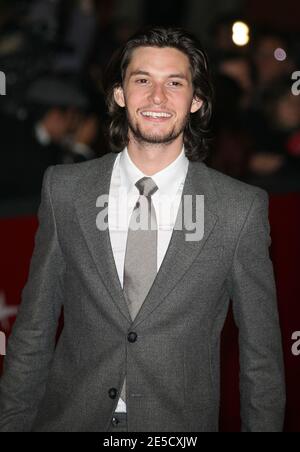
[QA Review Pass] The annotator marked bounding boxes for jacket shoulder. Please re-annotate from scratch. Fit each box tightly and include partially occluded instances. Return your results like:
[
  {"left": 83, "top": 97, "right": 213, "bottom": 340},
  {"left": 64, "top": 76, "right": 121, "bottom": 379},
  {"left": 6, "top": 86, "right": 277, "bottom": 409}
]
[
  {"left": 205, "top": 164, "right": 268, "bottom": 205},
  {"left": 45, "top": 153, "right": 116, "bottom": 201},
  {"left": 202, "top": 165, "right": 270, "bottom": 250},
  {"left": 51, "top": 153, "right": 115, "bottom": 181}
]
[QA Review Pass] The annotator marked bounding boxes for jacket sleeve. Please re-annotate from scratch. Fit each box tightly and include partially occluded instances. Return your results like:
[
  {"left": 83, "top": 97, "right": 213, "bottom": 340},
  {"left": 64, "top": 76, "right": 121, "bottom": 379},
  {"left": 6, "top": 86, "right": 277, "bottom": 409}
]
[
  {"left": 0, "top": 166, "right": 65, "bottom": 432},
  {"left": 227, "top": 190, "right": 286, "bottom": 432}
]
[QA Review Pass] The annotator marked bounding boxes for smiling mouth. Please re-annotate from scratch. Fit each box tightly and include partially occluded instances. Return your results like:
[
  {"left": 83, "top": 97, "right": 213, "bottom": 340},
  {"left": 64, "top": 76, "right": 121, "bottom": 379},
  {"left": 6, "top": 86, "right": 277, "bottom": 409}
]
[{"left": 140, "top": 111, "right": 173, "bottom": 120}]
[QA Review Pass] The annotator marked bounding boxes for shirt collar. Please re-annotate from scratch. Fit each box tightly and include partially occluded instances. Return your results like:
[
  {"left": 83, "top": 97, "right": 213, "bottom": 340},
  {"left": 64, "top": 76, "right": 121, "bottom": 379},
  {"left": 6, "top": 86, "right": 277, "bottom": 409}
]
[{"left": 119, "top": 147, "right": 189, "bottom": 197}]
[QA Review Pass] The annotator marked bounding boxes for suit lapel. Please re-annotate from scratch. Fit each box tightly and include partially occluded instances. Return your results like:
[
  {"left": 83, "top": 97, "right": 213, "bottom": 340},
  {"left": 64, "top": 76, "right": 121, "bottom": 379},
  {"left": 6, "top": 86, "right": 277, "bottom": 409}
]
[
  {"left": 74, "top": 153, "right": 132, "bottom": 324},
  {"left": 132, "top": 160, "right": 219, "bottom": 328},
  {"left": 74, "top": 154, "right": 219, "bottom": 327}
]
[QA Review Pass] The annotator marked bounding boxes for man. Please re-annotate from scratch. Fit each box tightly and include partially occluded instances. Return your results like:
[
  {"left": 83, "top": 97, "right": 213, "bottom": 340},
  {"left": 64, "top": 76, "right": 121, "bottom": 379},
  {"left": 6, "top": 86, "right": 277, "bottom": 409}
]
[{"left": 0, "top": 27, "right": 285, "bottom": 432}]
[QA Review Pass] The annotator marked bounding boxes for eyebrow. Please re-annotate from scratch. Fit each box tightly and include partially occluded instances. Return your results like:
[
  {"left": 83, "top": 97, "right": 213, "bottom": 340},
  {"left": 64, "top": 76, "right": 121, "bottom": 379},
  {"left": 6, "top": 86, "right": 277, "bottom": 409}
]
[{"left": 129, "top": 70, "right": 189, "bottom": 80}]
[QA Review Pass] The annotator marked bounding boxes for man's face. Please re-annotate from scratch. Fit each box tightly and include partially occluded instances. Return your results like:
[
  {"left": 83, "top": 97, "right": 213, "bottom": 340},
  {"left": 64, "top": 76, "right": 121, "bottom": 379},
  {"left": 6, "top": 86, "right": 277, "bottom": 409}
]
[{"left": 114, "top": 46, "right": 203, "bottom": 146}]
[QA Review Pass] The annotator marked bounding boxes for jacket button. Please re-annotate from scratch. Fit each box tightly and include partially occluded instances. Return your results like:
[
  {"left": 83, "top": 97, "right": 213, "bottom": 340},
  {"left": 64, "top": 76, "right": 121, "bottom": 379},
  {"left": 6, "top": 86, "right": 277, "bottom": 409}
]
[
  {"left": 127, "top": 332, "right": 138, "bottom": 343},
  {"left": 108, "top": 388, "right": 117, "bottom": 399},
  {"left": 111, "top": 417, "right": 119, "bottom": 426}
]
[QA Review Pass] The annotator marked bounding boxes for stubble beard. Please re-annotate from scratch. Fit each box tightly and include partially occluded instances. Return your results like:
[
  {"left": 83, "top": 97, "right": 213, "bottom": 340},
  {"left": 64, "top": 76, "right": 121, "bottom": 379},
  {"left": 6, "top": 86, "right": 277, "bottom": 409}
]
[{"left": 127, "top": 110, "right": 190, "bottom": 146}]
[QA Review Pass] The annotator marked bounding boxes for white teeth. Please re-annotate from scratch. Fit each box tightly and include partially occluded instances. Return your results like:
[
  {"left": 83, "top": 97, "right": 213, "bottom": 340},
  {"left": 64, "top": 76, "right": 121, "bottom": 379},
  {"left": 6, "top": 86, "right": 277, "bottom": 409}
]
[{"left": 141, "top": 111, "right": 172, "bottom": 118}]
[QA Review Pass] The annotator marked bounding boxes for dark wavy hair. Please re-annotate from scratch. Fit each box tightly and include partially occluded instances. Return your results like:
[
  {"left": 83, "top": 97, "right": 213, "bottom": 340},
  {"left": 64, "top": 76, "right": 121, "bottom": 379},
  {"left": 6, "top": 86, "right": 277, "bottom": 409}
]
[{"left": 103, "top": 26, "right": 213, "bottom": 161}]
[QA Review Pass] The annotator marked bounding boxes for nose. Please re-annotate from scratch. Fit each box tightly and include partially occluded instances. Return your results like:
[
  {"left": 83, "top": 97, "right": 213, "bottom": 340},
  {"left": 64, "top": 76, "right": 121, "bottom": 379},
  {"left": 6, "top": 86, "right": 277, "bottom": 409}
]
[{"left": 149, "top": 83, "right": 167, "bottom": 105}]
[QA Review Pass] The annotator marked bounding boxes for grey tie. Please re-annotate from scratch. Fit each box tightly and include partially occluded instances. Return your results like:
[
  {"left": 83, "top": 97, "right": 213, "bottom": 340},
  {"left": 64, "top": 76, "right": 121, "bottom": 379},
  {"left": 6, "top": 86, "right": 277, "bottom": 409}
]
[{"left": 120, "top": 177, "right": 158, "bottom": 405}]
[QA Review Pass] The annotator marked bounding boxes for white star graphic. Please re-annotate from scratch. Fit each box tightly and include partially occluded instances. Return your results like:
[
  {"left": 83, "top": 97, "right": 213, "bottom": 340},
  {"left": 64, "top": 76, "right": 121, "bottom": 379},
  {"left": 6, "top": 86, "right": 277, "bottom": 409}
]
[{"left": 0, "top": 291, "right": 18, "bottom": 332}]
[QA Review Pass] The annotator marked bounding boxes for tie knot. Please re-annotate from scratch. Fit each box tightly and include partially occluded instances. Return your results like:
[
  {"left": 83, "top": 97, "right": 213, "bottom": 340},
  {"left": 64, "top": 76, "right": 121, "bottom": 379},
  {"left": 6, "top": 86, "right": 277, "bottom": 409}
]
[{"left": 135, "top": 177, "right": 158, "bottom": 197}]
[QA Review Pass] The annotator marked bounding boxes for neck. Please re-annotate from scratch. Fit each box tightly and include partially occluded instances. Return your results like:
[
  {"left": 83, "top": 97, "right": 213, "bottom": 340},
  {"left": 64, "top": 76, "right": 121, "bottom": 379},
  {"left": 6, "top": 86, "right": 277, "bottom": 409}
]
[{"left": 127, "top": 134, "right": 184, "bottom": 176}]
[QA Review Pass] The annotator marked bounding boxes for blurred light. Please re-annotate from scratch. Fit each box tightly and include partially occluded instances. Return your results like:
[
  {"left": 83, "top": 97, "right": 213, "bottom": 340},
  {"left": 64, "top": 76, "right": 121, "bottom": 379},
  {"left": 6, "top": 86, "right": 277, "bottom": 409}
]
[
  {"left": 274, "top": 48, "right": 287, "bottom": 61},
  {"left": 232, "top": 21, "right": 250, "bottom": 47}
]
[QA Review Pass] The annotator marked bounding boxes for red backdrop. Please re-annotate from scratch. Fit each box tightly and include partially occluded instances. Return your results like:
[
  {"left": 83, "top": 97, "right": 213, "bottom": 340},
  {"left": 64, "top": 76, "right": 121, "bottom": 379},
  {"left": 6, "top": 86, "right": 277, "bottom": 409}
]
[{"left": 0, "top": 194, "right": 300, "bottom": 431}]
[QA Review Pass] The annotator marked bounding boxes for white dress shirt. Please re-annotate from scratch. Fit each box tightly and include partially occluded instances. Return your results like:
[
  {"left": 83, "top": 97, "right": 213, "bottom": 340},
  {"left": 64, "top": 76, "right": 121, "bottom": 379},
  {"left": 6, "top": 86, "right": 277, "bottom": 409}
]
[{"left": 108, "top": 147, "right": 189, "bottom": 412}]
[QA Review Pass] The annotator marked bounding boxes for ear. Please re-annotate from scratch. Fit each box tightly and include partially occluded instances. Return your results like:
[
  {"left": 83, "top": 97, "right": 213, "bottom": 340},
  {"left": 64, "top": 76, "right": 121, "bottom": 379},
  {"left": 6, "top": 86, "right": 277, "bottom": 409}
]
[
  {"left": 114, "top": 86, "right": 126, "bottom": 108},
  {"left": 190, "top": 96, "right": 203, "bottom": 114}
]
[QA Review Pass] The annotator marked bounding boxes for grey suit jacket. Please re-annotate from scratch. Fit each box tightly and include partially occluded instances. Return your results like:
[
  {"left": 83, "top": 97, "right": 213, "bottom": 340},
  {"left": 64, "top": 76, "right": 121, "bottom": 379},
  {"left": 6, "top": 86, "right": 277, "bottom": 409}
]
[{"left": 0, "top": 153, "right": 285, "bottom": 432}]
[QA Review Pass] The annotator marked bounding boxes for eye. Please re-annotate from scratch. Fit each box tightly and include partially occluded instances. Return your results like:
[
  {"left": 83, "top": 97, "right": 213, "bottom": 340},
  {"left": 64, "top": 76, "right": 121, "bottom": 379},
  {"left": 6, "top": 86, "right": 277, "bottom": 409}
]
[
  {"left": 135, "top": 79, "right": 149, "bottom": 84},
  {"left": 168, "top": 81, "right": 183, "bottom": 87}
]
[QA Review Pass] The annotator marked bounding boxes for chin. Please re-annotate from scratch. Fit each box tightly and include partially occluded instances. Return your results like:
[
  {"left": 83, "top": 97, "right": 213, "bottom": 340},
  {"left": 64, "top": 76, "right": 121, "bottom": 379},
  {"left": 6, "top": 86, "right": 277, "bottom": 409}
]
[
  {"left": 141, "top": 128, "right": 177, "bottom": 141},
  {"left": 129, "top": 120, "right": 181, "bottom": 145}
]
